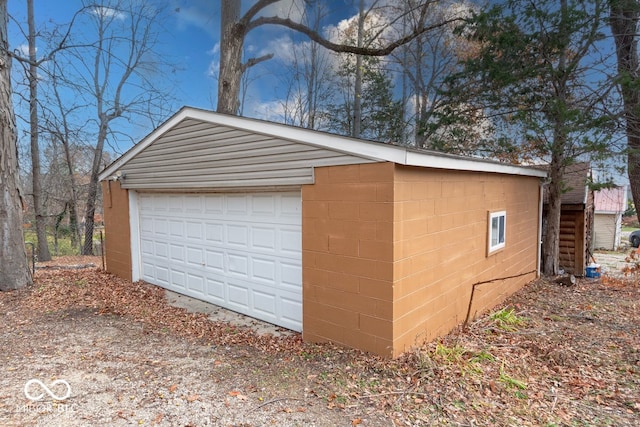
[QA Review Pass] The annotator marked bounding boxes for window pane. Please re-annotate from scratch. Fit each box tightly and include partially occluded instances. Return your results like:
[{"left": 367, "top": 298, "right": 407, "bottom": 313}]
[{"left": 491, "top": 217, "right": 499, "bottom": 246}]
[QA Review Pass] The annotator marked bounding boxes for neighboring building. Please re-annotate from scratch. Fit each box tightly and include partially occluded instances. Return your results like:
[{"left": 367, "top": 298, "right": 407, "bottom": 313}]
[
  {"left": 593, "top": 186, "right": 627, "bottom": 250},
  {"left": 99, "top": 107, "right": 546, "bottom": 357},
  {"left": 543, "top": 163, "right": 594, "bottom": 275}
]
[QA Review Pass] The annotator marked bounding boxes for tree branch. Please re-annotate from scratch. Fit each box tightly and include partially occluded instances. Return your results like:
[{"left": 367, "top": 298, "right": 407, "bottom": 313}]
[
  {"left": 241, "top": 53, "right": 274, "bottom": 73},
  {"left": 246, "top": 14, "right": 464, "bottom": 56}
]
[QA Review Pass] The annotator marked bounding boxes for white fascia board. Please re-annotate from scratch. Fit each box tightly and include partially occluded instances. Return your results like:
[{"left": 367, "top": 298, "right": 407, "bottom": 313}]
[
  {"left": 405, "top": 150, "right": 548, "bottom": 178},
  {"left": 100, "top": 106, "right": 549, "bottom": 181}
]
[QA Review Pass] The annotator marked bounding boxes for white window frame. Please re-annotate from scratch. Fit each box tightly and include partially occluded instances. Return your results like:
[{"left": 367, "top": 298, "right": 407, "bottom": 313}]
[{"left": 488, "top": 210, "right": 506, "bottom": 254}]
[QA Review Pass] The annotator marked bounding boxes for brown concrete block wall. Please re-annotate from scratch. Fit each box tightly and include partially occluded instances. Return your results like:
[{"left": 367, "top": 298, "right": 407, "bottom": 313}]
[
  {"left": 101, "top": 180, "right": 132, "bottom": 281},
  {"left": 392, "top": 166, "right": 540, "bottom": 356},
  {"left": 302, "top": 163, "right": 395, "bottom": 356}
]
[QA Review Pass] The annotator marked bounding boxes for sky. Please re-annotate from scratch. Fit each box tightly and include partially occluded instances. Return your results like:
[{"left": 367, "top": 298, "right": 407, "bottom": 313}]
[
  {"left": 5, "top": 0, "right": 630, "bottom": 186},
  {"left": 7, "top": 0, "right": 364, "bottom": 155}
]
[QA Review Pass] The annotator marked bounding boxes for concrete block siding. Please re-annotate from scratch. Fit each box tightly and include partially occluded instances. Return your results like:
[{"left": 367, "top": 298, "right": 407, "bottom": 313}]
[{"left": 302, "top": 162, "right": 539, "bottom": 357}]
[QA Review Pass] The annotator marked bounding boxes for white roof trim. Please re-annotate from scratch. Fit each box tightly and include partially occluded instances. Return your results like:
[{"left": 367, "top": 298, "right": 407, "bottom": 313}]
[{"left": 99, "top": 106, "right": 548, "bottom": 181}]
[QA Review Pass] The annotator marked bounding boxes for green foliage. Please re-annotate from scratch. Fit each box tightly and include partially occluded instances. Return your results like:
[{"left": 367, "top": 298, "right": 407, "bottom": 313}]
[
  {"left": 489, "top": 307, "right": 527, "bottom": 331},
  {"left": 429, "top": 0, "right": 615, "bottom": 165},
  {"left": 24, "top": 228, "right": 84, "bottom": 256},
  {"left": 499, "top": 363, "right": 527, "bottom": 390}
]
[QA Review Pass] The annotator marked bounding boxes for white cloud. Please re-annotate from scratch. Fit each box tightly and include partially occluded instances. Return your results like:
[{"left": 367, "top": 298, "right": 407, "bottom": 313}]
[
  {"left": 245, "top": 99, "right": 286, "bottom": 123},
  {"left": 258, "top": 35, "right": 297, "bottom": 64},
  {"left": 90, "top": 6, "right": 126, "bottom": 20},
  {"left": 172, "top": 3, "right": 218, "bottom": 38},
  {"left": 259, "top": 0, "right": 306, "bottom": 23},
  {"left": 17, "top": 44, "right": 31, "bottom": 57}
]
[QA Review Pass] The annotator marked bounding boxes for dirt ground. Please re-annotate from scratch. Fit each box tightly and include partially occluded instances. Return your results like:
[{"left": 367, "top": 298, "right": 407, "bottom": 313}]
[{"left": 0, "top": 254, "right": 639, "bottom": 426}]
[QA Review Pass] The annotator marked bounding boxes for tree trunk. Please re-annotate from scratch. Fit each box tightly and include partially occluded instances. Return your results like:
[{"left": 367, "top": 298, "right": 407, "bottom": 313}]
[
  {"left": 217, "top": 0, "right": 243, "bottom": 115},
  {"left": 353, "top": 0, "right": 365, "bottom": 138},
  {"left": 27, "top": 0, "right": 51, "bottom": 261},
  {"left": 543, "top": 163, "right": 563, "bottom": 276},
  {"left": 0, "top": 0, "right": 32, "bottom": 290},
  {"left": 610, "top": 0, "right": 640, "bottom": 217},
  {"left": 82, "top": 122, "right": 108, "bottom": 255}
]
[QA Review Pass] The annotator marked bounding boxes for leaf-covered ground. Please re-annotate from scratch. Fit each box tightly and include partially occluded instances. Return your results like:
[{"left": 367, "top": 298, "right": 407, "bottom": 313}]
[{"left": 0, "top": 255, "right": 638, "bottom": 426}]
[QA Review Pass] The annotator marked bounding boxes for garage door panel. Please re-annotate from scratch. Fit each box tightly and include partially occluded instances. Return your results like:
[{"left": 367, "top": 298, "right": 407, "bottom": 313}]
[
  {"left": 252, "top": 257, "right": 276, "bottom": 283},
  {"left": 186, "top": 246, "right": 204, "bottom": 266},
  {"left": 252, "top": 227, "right": 276, "bottom": 250},
  {"left": 228, "top": 253, "right": 249, "bottom": 277},
  {"left": 253, "top": 291, "right": 277, "bottom": 317},
  {"left": 154, "top": 218, "right": 169, "bottom": 235},
  {"left": 187, "top": 273, "right": 205, "bottom": 294},
  {"left": 170, "top": 244, "right": 184, "bottom": 262},
  {"left": 227, "top": 195, "right": 248, "bottom": 214},
  {"left": 171, "top": 269, "right": 186, "bottom": 289},
  {"left": 155, "top": 242, "right": 168, "bottom": 258},
  {"left": 141, "top": 217, "right": 154, "bottom": 233},
  {"left": 139, "top": 191, "right": 302, "bottom": 331},
  {"left": 227, "top": 225, "right": 249, "bottom": 247},
  {"left": 185, "top": 196, "right": 202, "bottom": 213},
  {"left": 169, "top": 220, "right": 183, "bottom": 237},
  {"left": 280, "top": 229, "right": 301, "bottom": 255},
  {"left": 141, "top": 239, "right": 154, "bottom": 256},
  {"left": 206, "top": 277, "right": 225, "bottom": 301},
  {"left": 155, "top": 265, "right": 170, "bottom": 284},
  {"left": 205, "top": 249, "right": 224, "bottom": 273},
  {"left": 205, "top": 223, "right": 223, "bottom": 243},
  {"left": 186, "top": 222, "right": 203, "bottom": 240},
  {"left": 280, "top": 262, "right": 302, "bottom": 289},
  {"left": 204, "top": 196, "right": 223, "bottom": 213},
  {"left": 228, "top": 282, "right": 249, "bottom": 308}
]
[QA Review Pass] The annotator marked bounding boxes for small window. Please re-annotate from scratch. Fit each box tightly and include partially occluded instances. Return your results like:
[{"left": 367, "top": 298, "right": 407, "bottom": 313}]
[{"left": 488, "top": 211, "right": 506, "bottom": 253}]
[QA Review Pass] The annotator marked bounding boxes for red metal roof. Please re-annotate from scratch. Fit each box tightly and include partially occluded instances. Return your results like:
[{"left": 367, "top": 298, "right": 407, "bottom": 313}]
[{"left": 594, "top": 186, "right": 626, "bottom": 213}]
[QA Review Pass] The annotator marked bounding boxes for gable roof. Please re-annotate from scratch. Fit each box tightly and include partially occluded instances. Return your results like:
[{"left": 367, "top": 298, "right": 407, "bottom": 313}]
[
  {"left": 99, "top": 106, "right": 546, "bottom": 188},
  {"left": 594, "top": 186, "right": 626, "bottom": 213}
]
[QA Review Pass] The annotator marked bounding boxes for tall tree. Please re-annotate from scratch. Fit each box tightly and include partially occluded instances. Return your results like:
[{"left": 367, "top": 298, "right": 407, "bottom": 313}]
[
  {"left": 25, "top": 0, "right": 51, "bottom": 261},
  {"left": 11, "top": 2, "right": 85, "bottom": 260},
  {"left": 61, "top": 0, "right": 174, "bottom": 255},
  {"left": 389, "top": 0, "right": 478, "bottom": 147},
  {"left": 275, "top": 2, "right": 333, "bottom": 129},
  {"left": 0, "top": 0, "right": 32, "bottom": 290},
  {"left": 610, "top": 0, "right": 640, "bottom": 216},
  {"left": 216, "top": 0, "right": 462, "bottom": 115},
  {"left": 328, "top": 7, "right": 404, "bottom": 141},
  {"left": 435, "top": 0, "right": 613, "bottom": 275}
]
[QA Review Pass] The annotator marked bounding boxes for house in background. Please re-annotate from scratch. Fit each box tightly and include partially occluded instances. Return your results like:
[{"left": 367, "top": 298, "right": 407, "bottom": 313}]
[
  {"left": 543, "top": 162, "right": 594, "bottom": 275},
  {"left": 593, "top": 186, "right": 627, "bottom": 250},
  {"left": 99, "top": 107, "right": 546, "bottom": 357}
]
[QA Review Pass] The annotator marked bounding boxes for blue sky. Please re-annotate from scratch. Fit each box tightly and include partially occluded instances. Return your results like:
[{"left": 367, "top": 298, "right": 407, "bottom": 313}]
[
  {"left": 7, "top": 0, "right": 361, "bottom": 153},
  {"left": 5, "top": 1, "right": 630, "bottom": 186}
]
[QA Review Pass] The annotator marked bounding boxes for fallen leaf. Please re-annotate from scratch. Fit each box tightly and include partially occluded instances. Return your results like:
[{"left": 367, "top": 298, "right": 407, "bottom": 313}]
[
  {"left": 352, "top": 418, "right": 362, "bottom": 426},
  {"left": 168, "top": 384, "right": 178, "bottom": 393}
]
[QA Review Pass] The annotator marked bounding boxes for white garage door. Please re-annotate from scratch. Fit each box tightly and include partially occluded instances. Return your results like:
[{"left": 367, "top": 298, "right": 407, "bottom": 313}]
[{"left": 137, "top": 191, "right": 302, "bottom": 331}]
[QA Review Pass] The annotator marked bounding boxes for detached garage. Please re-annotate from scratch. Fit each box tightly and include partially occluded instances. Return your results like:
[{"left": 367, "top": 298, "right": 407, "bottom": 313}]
[{"left": 100, "top": 107, "right": 546, "bottom": 358}]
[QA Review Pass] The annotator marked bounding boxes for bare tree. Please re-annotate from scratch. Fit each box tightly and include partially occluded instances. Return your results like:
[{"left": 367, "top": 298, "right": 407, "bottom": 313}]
[
  {"left": 24, "top": 0, "right": 51, "bottom": 260},
  {"left": 0, "top": 0, "right": 31, "bottom": 290},
  {"left": 273, "top": 2, "right": 333, "bottom": 129},
  {"left": 40, "top": 60, "right": 89, "bottom": 251},
  {"left": 59, "top": 0, "right": 174, "bottom": 255},
  {"left": 10, "top": 1, "right": 86, "bottom": 260},
  {"left": 217, "top": 0, "right": 462, "bottom": 116}
]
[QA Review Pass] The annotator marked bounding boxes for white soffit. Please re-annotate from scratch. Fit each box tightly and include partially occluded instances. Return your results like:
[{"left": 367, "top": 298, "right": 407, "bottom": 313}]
[{"left": 99, "top": 106, "right": 548, "bottom": 181}]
